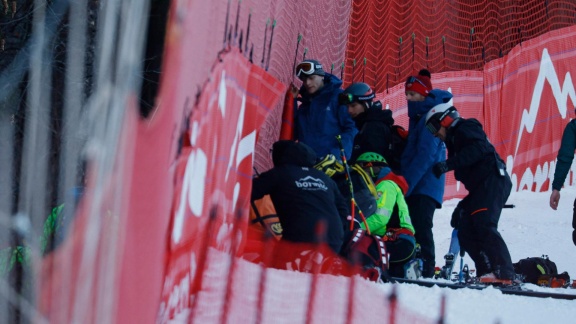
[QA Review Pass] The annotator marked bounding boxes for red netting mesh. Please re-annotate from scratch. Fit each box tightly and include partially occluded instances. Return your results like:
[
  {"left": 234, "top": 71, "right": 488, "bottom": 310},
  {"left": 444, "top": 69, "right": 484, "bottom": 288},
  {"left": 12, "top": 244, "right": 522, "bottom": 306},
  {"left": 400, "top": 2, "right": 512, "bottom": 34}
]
[
  {"left": 344, "top": 0, "right": 576, "bottom": 91},
  {"left": 173, "top": 0, "right": 353, "bottom": 173},
  {"left": 174, "top": 1, "right": 575, "bottom": 173}
]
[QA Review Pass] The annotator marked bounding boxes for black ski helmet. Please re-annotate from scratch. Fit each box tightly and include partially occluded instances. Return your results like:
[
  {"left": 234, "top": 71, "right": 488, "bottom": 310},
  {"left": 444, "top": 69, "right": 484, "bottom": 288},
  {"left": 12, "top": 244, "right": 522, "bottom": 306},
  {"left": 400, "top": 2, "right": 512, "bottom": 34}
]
[
  {"left": 339, "top": 82, "right": 375, "bottom": 106},
  {"left": 424, "top": 103, "right": 460, "bottom": 134}
]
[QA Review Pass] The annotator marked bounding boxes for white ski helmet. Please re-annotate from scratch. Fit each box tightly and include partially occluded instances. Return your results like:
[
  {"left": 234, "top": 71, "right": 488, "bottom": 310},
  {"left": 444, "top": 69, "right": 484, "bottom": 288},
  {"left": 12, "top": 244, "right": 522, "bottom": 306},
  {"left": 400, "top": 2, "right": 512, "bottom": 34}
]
[{"left": 424, "top": 103, "right": 460, "bottom": 134}]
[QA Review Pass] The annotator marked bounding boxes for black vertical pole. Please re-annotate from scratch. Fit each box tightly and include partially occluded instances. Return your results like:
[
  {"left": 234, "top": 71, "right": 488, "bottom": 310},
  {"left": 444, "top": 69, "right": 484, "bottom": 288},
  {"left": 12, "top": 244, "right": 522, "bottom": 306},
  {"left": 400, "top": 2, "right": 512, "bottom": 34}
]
[
  {"left": 245, "top": 11, "right": 252, "bottom": 54},
  {"left": 265, "top": 19, "right": 276, "bottom": 71},
  {"left": 223, "top": 0, "right": 231, "bottom": 48}
]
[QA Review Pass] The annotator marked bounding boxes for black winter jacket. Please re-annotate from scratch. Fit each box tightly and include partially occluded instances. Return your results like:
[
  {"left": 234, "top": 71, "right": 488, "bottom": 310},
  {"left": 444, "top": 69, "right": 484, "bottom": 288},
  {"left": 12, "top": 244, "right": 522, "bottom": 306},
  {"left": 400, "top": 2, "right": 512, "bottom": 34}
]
[
  {"left": 251, "top": 141, "right": 347, "bottom": 252},
  {"left": 350, "top": 106, "right": 394, "bottom": 163},
  {"left": 445, "top": 118, "right": 507, "bottom": 191}
]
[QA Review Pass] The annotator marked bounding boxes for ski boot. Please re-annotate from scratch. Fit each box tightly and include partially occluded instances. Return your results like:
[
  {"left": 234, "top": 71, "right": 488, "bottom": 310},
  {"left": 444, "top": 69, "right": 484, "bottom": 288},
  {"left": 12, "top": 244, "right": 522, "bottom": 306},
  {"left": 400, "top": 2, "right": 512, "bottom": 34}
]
[{"left": 404, "top": 258, "right": 423, "bottom": 280}]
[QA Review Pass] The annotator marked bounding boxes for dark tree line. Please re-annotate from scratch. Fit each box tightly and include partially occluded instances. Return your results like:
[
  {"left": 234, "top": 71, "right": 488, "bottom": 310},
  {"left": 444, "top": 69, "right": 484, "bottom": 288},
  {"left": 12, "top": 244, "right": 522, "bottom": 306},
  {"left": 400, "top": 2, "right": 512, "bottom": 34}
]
[{"left": 0, "top": 1, "right": 170, "bottom": 322}]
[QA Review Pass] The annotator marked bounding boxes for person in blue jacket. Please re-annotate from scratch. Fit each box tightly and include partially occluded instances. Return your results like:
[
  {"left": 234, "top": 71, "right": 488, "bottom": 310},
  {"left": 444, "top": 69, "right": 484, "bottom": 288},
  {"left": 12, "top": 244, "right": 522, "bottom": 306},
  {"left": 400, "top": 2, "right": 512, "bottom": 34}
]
[
  {"left": 400, "top": 69, "right": 452, "bottom": 277},
  {"left": 291, "top": 59, "right": 358, "bottom": 160}
]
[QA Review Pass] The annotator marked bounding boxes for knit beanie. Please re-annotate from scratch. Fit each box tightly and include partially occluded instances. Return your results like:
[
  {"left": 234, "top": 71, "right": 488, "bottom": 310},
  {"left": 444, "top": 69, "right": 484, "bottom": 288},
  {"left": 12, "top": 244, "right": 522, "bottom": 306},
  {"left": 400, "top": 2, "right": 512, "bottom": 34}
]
[{"left": 405, "top": 70, "right": 433, "bottom": 97}]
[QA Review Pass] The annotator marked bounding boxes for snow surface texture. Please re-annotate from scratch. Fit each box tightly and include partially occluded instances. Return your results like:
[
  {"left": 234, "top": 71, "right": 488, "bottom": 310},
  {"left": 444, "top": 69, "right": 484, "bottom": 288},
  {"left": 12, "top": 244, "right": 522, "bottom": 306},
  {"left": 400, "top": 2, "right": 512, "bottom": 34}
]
[{"left": 390, "top": 186, "right": 576, "bottom": 323}]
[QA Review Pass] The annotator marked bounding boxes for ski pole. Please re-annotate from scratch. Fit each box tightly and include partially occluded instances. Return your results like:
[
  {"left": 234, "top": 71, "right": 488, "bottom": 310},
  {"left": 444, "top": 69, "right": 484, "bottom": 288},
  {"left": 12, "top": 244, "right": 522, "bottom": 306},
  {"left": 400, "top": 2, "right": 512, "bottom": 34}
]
[
  {"left": 261, "top": 18, "right": 269, "bottom": 67},
  {"left": 335, "top": 135, "right": 370, "bottom": 234},
  {"left": 292, "top": 34, "right": 302, "bottom": 84},
  {"left": 223, "top": 0, "right": 231, "bottom": 48},
  {"left": 265, "top": 19, "right": 276, "bottom": 71}
]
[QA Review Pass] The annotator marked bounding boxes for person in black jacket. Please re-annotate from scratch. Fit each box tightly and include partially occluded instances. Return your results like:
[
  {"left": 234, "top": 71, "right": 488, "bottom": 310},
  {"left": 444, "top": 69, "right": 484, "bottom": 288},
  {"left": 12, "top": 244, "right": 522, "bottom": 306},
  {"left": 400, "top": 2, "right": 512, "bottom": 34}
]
[
  {"left": 339, "top": 82, "right": 396, "bottom": 169},
  {"left": 251, "top": 140, "right": 347, "bottom": 253},
  {"left": 425, "top": 103, "right": 516, "bottom": 283},
  {"left": 549, "top": 119, "right": 576, "bottom": 246}
]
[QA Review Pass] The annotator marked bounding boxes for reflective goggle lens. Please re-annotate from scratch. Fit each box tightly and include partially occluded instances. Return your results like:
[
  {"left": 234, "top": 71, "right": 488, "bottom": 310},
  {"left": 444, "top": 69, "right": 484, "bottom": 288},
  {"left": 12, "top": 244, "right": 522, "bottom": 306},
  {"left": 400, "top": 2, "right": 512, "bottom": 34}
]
[
  {"left": 338, "top": 93, "right": 354, "bottom": 105},
  {"left": 296, "top": 62, "right": 315, "bottom": 78}
]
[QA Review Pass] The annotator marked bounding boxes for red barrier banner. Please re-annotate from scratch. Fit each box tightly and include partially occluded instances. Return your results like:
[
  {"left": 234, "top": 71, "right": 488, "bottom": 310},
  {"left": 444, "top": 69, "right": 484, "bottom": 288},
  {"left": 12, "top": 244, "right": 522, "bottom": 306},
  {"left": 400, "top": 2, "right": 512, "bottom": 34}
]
[
  {"left": 158, "top": 49, "right": 285, "bottom": 322},
  {"left": 376, "top": 26, "right": 576, "bottom": 200},
  {"left": 484, "top": 26, "right": 576, "bottom": 193}
]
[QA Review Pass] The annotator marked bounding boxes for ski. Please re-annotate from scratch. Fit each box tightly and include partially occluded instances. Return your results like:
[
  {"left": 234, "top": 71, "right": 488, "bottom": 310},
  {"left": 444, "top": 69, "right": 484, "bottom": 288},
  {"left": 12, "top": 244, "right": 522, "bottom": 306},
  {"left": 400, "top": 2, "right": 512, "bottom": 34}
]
[
  {"left": 390, "top": 277, "right": 576, "bottom": 300},
  {"left": 437, "top": 229, "right": 460, "bottom": 280}
]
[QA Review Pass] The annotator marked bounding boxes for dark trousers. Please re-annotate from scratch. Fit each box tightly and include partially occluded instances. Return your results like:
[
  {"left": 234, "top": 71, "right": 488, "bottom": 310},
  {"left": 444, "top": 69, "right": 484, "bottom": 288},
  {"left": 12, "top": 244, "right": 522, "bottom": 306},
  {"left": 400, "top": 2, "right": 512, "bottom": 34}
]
[
  {"left": 572, "top": 198, "right": 576, "bottom": 246},
  {"left": 458, "top": 173, "right": 514, "bottom": 279},
  {"left": 386, "top": 236, "right": 416, "bottom": 277},
  {"left": 406, "top": 194, "right": 437, "bottom": 277}
]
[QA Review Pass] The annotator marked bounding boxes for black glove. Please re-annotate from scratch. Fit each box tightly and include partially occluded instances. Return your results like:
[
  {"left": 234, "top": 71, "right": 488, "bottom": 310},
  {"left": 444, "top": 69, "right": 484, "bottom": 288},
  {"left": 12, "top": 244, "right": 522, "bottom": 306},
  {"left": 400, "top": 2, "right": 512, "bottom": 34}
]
[
  {"left": 451, "top": 205, "right": 463, "bottom": 228},
  {"left": 432, "top": 161, "right": 449, "bottom": 178}
]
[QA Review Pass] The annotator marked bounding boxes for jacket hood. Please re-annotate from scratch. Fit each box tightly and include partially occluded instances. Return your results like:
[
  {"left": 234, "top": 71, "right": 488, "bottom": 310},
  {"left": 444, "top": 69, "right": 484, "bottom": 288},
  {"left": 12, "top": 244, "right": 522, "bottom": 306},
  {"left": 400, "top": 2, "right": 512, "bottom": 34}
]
[
  {"left": 272, "top": 140, "right": 317, "bottom": 167},
  {"left": 354, "top": 106, "right": 394, "bottom": 128},
  {"left": 376, "top": 168, "right": 410, "bottom": 195},
  {"left": 407, "top": 89, "right": 453, "bottom": 119},
  {"left": 299, "top": 73, "right": 343, "bottom": 100}
]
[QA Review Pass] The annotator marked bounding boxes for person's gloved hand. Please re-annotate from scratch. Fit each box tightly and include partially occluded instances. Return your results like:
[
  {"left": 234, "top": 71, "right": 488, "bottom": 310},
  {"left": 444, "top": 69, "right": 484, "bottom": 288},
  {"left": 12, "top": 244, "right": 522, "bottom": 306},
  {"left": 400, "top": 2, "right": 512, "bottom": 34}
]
[
  {"left": 451, "top": 205, "right": 463, "bottom": 228},
  {"left": 384, "top": 230, "right": 398, "bottom": 242},
  {"left": 432, "top": 161, "right": 449, "bottom": 178},
  {"left": 289, "top": 83, "right": 299, "bottom": 98}
]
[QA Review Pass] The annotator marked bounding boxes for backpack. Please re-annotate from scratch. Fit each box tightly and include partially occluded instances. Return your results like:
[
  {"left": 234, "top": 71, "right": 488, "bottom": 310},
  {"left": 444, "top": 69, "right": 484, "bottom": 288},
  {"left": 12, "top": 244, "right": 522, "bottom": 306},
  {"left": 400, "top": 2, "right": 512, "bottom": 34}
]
[
  {"left": 512, "top": 255, "right": 570, "bottom": 287},
  {"left": 332, "top": 165, "right": 378, "bottom": 218},
  {"left": 384, "top": 125, "right": 408, "bottom": 173},
  {"left": 341, "top": 228, "right": 390, "bottom": 282}
]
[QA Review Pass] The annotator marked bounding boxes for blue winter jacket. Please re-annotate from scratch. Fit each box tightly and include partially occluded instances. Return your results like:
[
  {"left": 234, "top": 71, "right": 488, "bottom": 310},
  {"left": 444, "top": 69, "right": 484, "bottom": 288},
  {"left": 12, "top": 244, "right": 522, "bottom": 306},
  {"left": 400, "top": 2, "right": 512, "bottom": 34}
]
[
  {"left": 401, "top": 89, "right": 452, "bottom": 207},
  {"left": 295, "top": 73, "right": 358, "bottom": 160}
]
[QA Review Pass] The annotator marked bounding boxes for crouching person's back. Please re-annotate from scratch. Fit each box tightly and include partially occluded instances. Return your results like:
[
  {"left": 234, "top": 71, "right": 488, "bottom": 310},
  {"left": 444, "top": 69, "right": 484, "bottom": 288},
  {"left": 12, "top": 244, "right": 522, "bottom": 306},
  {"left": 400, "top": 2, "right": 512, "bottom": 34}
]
[{"left": 251, "top": 140, "right": 347, "bottom": 257}]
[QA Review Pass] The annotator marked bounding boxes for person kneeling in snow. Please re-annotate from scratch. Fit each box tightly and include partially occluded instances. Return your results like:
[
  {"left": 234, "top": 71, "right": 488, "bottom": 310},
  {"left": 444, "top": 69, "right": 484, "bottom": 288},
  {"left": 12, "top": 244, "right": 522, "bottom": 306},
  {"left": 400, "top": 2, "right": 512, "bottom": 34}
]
[
  {"left": 352, "top": 152, "right": 417, "bottom": 278},
  {"left": 251, "top": 140, "right": 347, "bottom": 255}
]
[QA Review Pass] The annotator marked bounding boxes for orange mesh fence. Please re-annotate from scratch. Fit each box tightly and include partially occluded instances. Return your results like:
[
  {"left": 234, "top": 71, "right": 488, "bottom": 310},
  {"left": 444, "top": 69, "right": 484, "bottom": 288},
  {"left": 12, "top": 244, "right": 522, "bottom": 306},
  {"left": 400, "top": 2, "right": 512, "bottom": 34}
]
[
  {"left": 182, "top": 245, "right": 436, "bottom": 324},
  {"left": 344, "top": 0, "right": 576, "bottom": 91}
]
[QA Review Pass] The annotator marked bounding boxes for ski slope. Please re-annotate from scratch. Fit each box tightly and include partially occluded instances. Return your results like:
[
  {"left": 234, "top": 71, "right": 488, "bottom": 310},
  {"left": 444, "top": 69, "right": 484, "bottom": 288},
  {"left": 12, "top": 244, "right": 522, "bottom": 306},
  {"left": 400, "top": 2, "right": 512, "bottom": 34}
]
[{"left": 388, "top": 186, "right": 576, "bottom": 323}]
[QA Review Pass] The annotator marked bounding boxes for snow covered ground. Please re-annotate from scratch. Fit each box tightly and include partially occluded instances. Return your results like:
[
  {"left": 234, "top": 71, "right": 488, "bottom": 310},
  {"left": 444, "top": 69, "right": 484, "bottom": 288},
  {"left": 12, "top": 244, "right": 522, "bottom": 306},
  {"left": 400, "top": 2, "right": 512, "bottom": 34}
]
[{"left": 383, "top": 186, "right": 576, "bottom": 324}]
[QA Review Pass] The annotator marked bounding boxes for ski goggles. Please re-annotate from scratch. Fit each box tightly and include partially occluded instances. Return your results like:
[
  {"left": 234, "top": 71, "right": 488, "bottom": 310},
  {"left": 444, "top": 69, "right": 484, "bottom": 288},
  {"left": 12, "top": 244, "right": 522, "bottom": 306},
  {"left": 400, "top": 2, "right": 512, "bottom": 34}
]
[
  {"left": 405, "top": 76, "right": 428, "bottom": 89},
  {"left": 296, "top": 62, "right": 322, "bottom": 79},
  {"left": 425, "top": 119, "right": 442, "bottom": 134},
  {"left": 338, "top": 92, "right": 375, "bottom": 105}
]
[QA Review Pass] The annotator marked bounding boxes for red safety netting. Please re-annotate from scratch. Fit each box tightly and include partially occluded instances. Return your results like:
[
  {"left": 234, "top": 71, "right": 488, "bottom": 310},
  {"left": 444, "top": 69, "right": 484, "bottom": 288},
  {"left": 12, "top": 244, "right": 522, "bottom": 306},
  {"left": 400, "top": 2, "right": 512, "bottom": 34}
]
[
  {"left": 344, "top": 0, "right": 576, "bottom": 91},
  {"left": 36, "top": 1, "right": 576, "bottom": 323},
  {"left": 167, "top": 0, "right": 353, "bottom": 174}
]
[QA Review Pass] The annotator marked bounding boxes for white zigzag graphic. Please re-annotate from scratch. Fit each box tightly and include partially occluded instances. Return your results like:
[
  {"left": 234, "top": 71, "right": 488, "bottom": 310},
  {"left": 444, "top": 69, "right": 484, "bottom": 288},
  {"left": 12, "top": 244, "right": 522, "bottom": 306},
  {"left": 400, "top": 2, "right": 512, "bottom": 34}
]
[{"left": 515, "top": 48, "right": 576, "bottom": 156}]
